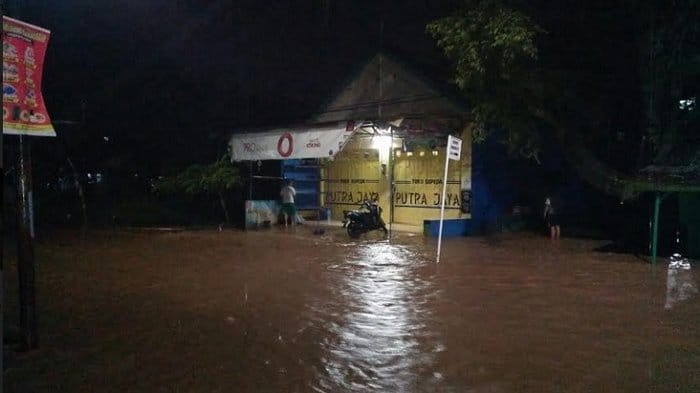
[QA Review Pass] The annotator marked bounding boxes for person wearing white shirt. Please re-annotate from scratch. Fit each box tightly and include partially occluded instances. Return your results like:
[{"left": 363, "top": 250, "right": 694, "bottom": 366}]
[{"left": 280, "top": 180, "right": 297, "bottom": 227}]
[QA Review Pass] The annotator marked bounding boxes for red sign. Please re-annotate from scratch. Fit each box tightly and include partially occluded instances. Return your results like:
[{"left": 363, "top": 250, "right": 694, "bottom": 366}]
[
  {"left": 3, "top": 16, "right": 55, "bottom": 136},
  {"left": 277, "top": 133, "right": 293, "bottom": 157}
]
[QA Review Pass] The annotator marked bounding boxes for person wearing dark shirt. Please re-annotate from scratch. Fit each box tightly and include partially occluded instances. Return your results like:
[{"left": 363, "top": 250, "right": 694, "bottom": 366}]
[{"left": 544, "top": 197, "right": 561, "bottom": 239}]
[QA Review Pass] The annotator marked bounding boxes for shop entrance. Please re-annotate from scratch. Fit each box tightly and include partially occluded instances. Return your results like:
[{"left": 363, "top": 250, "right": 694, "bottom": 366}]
[
  {"left": 393, "top": 150, "right": 462, "bottom": 226},
  {"left": 325, "top": 148, "right": 389, "bottom": 221}
]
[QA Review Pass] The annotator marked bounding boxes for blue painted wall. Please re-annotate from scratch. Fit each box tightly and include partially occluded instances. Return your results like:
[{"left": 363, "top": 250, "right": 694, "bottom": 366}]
[
  {"left": 470, "top": 135, "right": 590, "bottom": 235},
  {"left": 281, "top": 159, "right": 321, "bottom": 210},
  {"left": 470, "top": 137, "right": 518, "bottom": 234}
]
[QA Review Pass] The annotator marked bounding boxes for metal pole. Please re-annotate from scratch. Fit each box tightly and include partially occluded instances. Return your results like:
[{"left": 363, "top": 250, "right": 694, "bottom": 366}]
[
  {"left": 248, "top": 161, "right": 253, "bottom": 200},
  {"left": 6, "top": 0, "right": 38, "bottom": 352},
  {"left": 378, "top": 23, "right": 383, "bottom": 120},
  {"left": 436, "top": 145, "right": 450, "bottom": 263},
  {"left": 17, "top": 135, "right": 38, "bottom": 350},
  {"left": 1, "top": 47, "right": 4, "bottom": 387},
  {"left": 651, "top": 192, "right": 661, "bottom": 266},
  {"left": 389, "top": 126, "right": 393, "bottom": 240}
]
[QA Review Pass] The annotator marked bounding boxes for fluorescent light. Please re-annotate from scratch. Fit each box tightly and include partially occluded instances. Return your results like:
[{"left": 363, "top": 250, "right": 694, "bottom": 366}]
[{"left": 372, "top": 135, "right": 392, "bottom": 150}]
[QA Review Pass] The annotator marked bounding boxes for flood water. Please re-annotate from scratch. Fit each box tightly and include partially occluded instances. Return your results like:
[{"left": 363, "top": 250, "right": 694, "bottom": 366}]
[
  {"left": 292, "top": 229, "right": 697, "bottom": 392},
  {"left": 310, "top": 241, "right": 439, "bottom": 392},
  {"left": 247, "top": 228, "right": 699, "bottom": 392},
  {"left": 5, "top": 228, "right": 699, "bottom": 392}
]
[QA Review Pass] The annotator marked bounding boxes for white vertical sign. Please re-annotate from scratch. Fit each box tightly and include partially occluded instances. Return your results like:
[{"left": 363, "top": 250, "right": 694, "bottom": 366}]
[
  {"left": 437, "top": 135, "right": 462, "bottom": 263},
  {"left": 447, "top": 135, "right": 462, "bottom": 161}
]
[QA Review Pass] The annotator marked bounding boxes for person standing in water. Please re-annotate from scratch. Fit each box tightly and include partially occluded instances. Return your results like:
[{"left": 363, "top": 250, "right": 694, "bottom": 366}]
[
  {"left": 544, "top": 197, "right": 561, "bottom": 239},
  {"left": 280, "top": 180, "right": 297, "bottom": 227}
]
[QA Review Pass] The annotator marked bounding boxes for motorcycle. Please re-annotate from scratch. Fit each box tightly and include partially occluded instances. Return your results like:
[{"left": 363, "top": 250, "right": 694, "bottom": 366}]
[{"left": 342, "top": 199, "right": 388, "bottom": 238}]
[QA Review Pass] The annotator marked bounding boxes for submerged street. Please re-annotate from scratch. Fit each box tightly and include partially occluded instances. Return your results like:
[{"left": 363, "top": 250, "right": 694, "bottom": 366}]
[
  {"left": 4, "top": 228, "right": 699, "bottom": 392},
  {"left": 4, "top": 2, "right": 699, "bottom": 392}
]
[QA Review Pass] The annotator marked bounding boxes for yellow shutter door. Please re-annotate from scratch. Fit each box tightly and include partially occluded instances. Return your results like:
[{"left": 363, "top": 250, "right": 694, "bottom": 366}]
[
  {"left": 393, "top": 151, "right": 461, "bottom": 226},
  {"left": 325, "top": 149, "right": 381, "bottom": 220}
]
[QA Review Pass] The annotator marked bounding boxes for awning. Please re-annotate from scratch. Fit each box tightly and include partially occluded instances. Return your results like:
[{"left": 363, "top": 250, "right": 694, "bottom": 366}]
[{"left": 229, "top": 121, "right": 363, "bottom": 161}]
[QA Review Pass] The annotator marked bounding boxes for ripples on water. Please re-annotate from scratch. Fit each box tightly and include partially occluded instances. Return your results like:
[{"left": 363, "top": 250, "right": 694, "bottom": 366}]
[
  {"left": 308, "top": 239, "right": 443, "bottom": 392},
  {"left": 298, "top": 231, "right": 699, "bottom": 392}
]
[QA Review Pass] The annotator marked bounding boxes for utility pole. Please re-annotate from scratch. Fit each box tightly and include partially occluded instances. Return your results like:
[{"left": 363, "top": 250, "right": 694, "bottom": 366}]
[
  {"left": 16, "top": 134, "right": 37, "bottom": 350},
  {"left": 1, "top": 3, "right": 5, "bottom": 387},
  {"left": 6, "top": 0, "right": 38, "bottom": 352}
]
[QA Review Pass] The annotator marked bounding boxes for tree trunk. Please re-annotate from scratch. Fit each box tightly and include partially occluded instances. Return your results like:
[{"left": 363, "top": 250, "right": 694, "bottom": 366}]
[{"left": 218, "top": 192, "right": 230, "bottom": 223}]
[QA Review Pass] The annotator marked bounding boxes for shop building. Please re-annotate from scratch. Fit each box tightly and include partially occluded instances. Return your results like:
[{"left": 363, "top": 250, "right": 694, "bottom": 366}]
[{"left": 230, "top": 52, "right": 476, "bottom": 233}]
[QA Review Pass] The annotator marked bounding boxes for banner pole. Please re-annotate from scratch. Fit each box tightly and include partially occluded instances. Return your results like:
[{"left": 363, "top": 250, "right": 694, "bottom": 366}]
[
  {"left": 0, "top": 11, "right": 4, "bottom": 380},
  {"left": 436, "top": 144, "right": 450, "bottom": 263},
  {"left": 3, "top": 10, "right": 55, "bottom": 359},
  {"left": 17, "top": 135, "right": 38, "bottom": 350}
]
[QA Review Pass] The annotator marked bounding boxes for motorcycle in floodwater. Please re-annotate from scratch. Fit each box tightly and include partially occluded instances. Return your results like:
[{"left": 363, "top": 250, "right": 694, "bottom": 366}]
[{"left": 342, "top": 199, "right": 388, "bottom": 238}]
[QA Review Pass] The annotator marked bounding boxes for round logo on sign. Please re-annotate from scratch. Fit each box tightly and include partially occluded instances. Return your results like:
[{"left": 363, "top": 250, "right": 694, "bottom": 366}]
[{"left": 277, "top": 133, "right": 293, "bottom": 157}]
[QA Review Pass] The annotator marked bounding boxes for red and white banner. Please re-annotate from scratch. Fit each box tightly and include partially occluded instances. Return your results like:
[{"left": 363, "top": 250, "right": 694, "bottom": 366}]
[
  {"left": 3, "top": 16, "right": 55, "bottom": 136},
  {"left": 229, "top": 121, "right": 360, "bottom": 161}
]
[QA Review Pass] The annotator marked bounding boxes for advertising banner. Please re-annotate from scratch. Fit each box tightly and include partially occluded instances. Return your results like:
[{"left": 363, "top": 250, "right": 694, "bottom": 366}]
[
  {"left": 229, "top": 121, "right": 359, "bottom": 161},
  {"left": 3, "top": 16, "right": 55, "bottom": 136}
]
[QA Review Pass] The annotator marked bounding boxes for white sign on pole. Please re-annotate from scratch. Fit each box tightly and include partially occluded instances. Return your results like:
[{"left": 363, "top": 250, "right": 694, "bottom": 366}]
[
  {"left": 437, "top": 134, "right": 462, "bottom": 263},
  {"left": 447, "top": 135, "right": 462, "bottom": 161}
]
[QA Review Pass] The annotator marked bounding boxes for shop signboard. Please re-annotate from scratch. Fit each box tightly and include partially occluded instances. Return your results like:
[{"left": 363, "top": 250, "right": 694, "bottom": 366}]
[{"left": 229, "top": 121, "right": 359, "bottom": 161}]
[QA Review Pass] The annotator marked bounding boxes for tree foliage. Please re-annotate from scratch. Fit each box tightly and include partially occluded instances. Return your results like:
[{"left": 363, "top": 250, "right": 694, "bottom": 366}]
[
  {"left": 640, "top": 1, "right": 700, "bottom": 165},
  {"left": 154, "top": 156, "right": 241, "bottom": 222},
  {"left": 428, "top": 0, "right": 699, "bottom": 174},
  {"left": 427, "top": 0, "right": 545, "bottom": 161},
  {"left": 155, "top": 157, "right": 240, "bottom": 195}
]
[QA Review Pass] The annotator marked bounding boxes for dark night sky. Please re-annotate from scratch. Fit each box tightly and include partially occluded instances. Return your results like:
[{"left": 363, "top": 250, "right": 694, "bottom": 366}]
[
  {"left": 7, "top": 0, "right": 460, "bottom": 174},
  {"left": 6, "top": 1, "right": 656, "bottom": 177},
  {"left": 7, "top": 1, "right": 691, "bottom": 231}
]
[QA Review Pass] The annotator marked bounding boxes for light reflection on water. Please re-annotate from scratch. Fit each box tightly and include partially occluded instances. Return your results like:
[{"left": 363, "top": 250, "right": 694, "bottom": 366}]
[
  {"left": 309, "top": 240, "right": 442, "bottom": 392},
  {"left": 665, "top": 259, "right": 698, "bottom": 310},
  {"left": 294, "top": 231, "right": 700, "bottom": 392}
]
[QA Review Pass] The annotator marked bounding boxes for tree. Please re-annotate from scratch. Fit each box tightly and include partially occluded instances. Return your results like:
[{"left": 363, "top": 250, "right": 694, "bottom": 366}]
[
  {"left": 426, "top": 0, "right": 546, "bottom": 161},
  {"left": 639, "top": 1, "right": 700, "bottom": 166},
  {"left": 154, "top": 156, "right": 241, "bottom": 223},
  {"left": 427, "top": 0, "right": 700, "bottom": 197}
]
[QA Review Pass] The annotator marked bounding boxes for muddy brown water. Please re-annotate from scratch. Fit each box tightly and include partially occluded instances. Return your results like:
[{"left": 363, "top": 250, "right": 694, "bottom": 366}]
[{"left": 4, "top": 228, "right": 699, "bottom": 392}]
